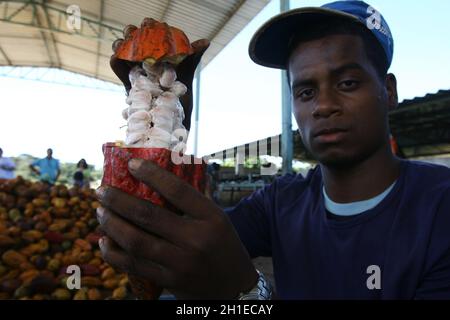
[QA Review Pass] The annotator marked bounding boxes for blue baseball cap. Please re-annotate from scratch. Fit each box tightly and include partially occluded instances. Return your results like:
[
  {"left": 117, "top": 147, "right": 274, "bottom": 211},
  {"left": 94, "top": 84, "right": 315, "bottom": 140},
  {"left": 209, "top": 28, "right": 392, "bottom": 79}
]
[{"left": 249, "top": 1, "right": 394, "bottom": 70}]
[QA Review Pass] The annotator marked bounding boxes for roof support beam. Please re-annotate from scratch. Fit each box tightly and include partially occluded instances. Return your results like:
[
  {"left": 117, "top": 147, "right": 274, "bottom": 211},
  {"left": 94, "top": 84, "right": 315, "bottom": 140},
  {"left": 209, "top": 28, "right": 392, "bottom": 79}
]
[
  {"left": 3, "top": 1, "right": 9, "bottom": 19},
  {"left": 31, "top": 2, "right": 54, "bottom": 66},
  {"left": 41, "top": 0, "right": 61, "bottom": 68},
  {"left": 4, "top": 0, "right": 31, "bottom": 21},
  {"left": 207, "top": 0, "right": 246, "bottom": 42},
  {"left": 0, "top": 44, "right": 12, "bottom": 65},
  {"left": 95, "top": 0, "right": 105, "bottom": 78},
  {"left": 280, "top": 0, "right": 293, "bottom": 174},
  {"left": 0, "top": 34, "right": 111, "bottom": 60},
  {"left": 31, "top": 1, "right": 60, "bottom": 67},
  {"left": 160, "top": 0, "right": 171, "bottom": 22}
]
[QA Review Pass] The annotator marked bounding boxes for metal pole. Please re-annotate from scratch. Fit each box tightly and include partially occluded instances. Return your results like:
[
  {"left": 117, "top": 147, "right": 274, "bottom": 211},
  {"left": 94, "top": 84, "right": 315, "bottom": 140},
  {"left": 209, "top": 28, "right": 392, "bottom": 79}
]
[
  {"left": 193, "top": 63, "right": 201, "bottom": 157},
  {"left": 280, "top": 0, "right": 293, "bottom": 174}
]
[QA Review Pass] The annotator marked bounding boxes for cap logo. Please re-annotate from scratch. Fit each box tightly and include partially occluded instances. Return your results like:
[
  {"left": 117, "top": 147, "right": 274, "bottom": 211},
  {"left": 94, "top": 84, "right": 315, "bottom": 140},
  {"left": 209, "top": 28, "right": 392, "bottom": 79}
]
[
  {"left": 366, "top": 6, "right": 381, "bottom": 30},
  {"left": 366, "top": 5, "right": 392, "bottom": 44}
]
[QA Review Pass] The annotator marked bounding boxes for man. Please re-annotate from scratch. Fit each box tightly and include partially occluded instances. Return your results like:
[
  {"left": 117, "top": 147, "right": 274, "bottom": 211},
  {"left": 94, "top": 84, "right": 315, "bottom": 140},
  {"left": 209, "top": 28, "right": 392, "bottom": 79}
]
[
  {"left": 0, "top": 148, "right": 16, "bottom": 180},
  {"left": 97, "top": 1, "right": 450, "bottom": 299},
  {"left": 30, "top": 148, "right": 60, "bottom": 185}
]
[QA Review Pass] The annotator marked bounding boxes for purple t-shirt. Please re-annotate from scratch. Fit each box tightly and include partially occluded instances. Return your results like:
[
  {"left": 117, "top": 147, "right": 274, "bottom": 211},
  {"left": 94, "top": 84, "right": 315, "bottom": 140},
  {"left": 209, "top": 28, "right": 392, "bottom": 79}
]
[{"left": 227, "top": 160, "right": 450, "bottom": 299}]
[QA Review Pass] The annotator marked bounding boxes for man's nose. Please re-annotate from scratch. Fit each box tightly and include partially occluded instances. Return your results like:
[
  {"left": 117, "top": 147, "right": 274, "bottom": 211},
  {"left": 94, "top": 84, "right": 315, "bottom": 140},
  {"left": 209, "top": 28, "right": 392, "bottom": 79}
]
[{"left": 311, "top": 89, "right": 342, "bottom": 119}]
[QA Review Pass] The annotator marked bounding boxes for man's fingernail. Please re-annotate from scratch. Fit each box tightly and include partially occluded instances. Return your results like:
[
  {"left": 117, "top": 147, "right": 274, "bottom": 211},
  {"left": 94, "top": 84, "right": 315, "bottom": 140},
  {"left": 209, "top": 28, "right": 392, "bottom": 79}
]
[
  {"left": 96, "top": 207, "right": 105, "bottom": 224},
  {"left": 128, "top": 158, "right": 142, "bottom": 171},
  {"left": 96, "top": 186, "right": 105, "bottom": 199}
]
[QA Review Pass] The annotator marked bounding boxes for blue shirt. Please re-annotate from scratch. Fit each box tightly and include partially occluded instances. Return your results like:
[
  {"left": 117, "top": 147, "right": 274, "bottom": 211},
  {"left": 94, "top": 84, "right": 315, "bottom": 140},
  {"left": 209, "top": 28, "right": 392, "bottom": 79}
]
[
  {"left": 0, "top": 157, "right": 16, "bottom": 179},
  {"left": 32, "top": 157, "right": 60, "bottom": 184},
  {"left": 227, "top": 160, "right": 450, "bottom": 299}
]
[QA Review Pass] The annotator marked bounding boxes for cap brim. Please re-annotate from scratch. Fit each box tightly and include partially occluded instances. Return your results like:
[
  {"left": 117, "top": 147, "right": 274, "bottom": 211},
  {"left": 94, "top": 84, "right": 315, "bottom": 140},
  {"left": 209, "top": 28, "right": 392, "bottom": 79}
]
[{"left": 249, "top": 7, "right": 362, "bottom": 69}]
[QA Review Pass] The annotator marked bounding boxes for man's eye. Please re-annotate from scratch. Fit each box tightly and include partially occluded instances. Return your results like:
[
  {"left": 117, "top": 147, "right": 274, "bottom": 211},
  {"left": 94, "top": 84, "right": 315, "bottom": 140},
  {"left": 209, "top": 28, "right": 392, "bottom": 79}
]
[
  {"left": 297, "top": 88, "right": 315, "bottom": 100},
  {"left": 338, "top": 80, "right": 359, "bottom": 90}
]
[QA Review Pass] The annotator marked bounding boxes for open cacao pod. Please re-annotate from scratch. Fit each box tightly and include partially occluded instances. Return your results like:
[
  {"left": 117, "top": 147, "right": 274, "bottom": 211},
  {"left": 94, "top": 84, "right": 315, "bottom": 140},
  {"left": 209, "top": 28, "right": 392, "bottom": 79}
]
[{"left": 105, "top": 18, "right": 206, "bottom": 300}]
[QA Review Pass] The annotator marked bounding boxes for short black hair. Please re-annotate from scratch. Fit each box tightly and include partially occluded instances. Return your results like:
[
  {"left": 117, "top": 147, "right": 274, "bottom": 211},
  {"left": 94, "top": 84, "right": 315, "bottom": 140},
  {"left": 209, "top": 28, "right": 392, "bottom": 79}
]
[
  {"left": 287, "top": 17, "right": 388, "bottom": 80},
  {"left": 77, "top": 158, "right": 88, "bottom": 169}
]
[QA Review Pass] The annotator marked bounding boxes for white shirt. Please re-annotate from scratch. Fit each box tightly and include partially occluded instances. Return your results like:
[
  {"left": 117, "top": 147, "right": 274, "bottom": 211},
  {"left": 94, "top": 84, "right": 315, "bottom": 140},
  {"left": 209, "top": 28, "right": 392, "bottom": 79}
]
[
  {"left": 0, "top": 156, "right": 16, "bottom": 179},
  {"left": 323, "top": 180, "right": 397, "bottom": 216}
]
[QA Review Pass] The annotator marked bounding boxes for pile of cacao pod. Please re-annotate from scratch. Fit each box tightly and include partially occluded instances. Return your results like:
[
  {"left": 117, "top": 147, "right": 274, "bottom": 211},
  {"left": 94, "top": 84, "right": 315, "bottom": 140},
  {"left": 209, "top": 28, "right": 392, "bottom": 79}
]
[{"left": 0, "top": 176, "right": 131, "bottom": 300}]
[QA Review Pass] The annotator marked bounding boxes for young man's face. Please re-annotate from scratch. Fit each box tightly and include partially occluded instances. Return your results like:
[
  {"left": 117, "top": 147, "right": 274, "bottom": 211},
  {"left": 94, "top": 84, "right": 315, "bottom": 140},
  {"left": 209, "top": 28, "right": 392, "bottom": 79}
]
[{"left": 288, "top": 34, "right": 397, "bottom": 168}]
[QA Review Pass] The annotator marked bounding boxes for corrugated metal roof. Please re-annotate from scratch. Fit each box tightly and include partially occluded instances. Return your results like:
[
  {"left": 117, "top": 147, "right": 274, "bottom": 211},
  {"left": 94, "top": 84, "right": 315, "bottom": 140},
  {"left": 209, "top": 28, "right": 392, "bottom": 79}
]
[
  {"left": 397, "top": 89, "right": 450, "bottom": 108},
  {"left": 0, "top": 0, "right": 270, "bottom": 84}
]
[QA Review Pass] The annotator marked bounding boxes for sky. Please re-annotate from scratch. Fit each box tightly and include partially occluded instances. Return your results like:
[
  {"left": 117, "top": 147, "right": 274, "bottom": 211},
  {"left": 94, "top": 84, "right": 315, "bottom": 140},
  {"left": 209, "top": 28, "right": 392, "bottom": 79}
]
[{"left": 1, "top": 0, "right": 450, "bottom": 169}]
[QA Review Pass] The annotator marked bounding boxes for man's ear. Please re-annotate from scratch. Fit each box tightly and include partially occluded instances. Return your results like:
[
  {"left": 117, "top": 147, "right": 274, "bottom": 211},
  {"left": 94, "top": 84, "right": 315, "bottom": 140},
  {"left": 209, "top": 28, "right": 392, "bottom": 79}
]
[{"left": 385, "top": 73, "right": 398, "bottom": 111}]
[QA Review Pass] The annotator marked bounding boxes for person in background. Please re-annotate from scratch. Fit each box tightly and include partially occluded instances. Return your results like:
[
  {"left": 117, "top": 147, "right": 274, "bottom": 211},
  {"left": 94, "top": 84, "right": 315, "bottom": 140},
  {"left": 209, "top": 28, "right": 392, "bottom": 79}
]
[
  {"left": 0, "top": 148, "right": 16, "bottom": 180},
  {"left": 29, "top": 148, "right": 60, "bottom": 185},
  {"left": 207, "top": 162, "right": 221, "bottom": 204},
  {"left": 73, "top": 158, "right": 91, "bottom": 188}
]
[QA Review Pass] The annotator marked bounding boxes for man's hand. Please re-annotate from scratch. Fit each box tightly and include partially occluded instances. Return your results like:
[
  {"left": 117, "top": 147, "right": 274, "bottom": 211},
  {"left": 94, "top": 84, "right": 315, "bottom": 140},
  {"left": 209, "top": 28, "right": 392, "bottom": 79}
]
[
  {"left": 96, "top": 158, "right": 258, "bottom": 299},
  {"left": 110, "top": 22, "right": 210, "bottom": 131}
]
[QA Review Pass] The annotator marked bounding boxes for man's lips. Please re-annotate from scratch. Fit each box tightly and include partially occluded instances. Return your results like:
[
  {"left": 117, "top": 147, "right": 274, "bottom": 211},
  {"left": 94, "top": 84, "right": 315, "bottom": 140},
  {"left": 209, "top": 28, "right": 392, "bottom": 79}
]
[
  {"left": 313, "top": 127, "right": 348, "bottom": 137},
  {"left": 312, "top": 128, "right": 349, "bottom": 143}
]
